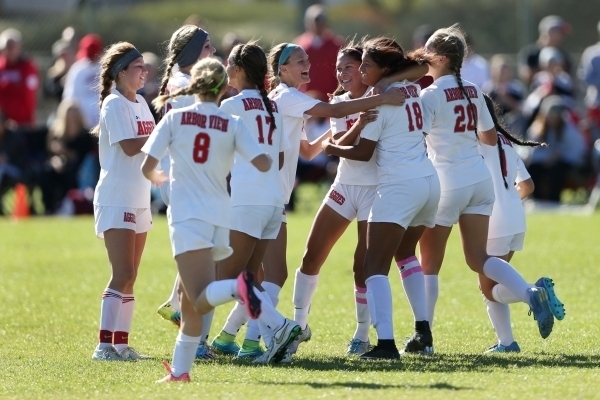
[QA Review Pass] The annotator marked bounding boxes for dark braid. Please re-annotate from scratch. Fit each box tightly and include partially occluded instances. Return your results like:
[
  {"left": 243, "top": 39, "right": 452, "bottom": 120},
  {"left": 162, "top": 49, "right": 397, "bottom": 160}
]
[
  {"left": 232, "top": 41, "right": 277, "bottom": 129},
  {"left": 496, "top": 136, "right": 509, "bottom": 189},
  {"left": 158, "top": 56, "right": 177, "bottom": 97}
]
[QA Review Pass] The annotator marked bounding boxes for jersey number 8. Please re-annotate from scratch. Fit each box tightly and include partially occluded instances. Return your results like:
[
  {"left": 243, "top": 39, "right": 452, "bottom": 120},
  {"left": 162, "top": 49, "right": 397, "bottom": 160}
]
[{"left": 193, "top": 132, "right": 211, "bottom": 164}]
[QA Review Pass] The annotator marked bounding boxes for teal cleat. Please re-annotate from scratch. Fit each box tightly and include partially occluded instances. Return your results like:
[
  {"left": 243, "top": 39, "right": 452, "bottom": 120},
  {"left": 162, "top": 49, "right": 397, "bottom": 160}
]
[
  {"left": 485, "top": 342, "right": 521, "bottom": 354},
  {"left": 535, "top": 277, "right": 565, "bottom": 321},
  {"left": 211, "top": 332, "right": 241, "bottom": 355},
  {"left": 527, "top": 287, "right": 554, "bottom": 339}
]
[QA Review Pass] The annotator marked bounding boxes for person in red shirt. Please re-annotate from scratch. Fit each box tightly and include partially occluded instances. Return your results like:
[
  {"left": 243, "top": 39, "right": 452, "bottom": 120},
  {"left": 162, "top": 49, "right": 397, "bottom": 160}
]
[
  {"left": 293, "top": 5, "right": 343, "bottom": 102},
  {"left": 0, "top": 28, "right": 39, "bottom": 127}
]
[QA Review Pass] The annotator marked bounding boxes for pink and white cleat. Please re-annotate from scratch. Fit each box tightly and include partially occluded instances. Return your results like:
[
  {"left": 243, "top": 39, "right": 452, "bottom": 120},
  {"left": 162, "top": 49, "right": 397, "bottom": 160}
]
[
  {"left": 237, "top": 270, "right": 262, "bottom": 320},
  {"left": 156, "top": 360, "right": 191, "bottom": 383}
]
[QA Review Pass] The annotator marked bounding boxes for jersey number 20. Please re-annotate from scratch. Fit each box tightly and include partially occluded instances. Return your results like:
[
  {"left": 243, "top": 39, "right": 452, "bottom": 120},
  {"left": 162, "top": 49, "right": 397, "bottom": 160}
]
[
  {"left": 256, "top": 115, "right": 275, "bottom": 145},
  {"left": 193, "top": 132, "right": 211, "bottom": 163},
  {"left": 454, "top": 104, "right": 477, "bottom": 133}
]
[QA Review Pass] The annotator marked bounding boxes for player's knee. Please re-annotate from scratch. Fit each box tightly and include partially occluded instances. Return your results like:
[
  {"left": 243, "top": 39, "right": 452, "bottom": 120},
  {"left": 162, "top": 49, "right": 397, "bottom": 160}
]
[
  {"left": 301, "top": 250, "right": 325, "bottom": 274},
  {"left": 465, "top": 254, "right": 486, "bottom": 273}
]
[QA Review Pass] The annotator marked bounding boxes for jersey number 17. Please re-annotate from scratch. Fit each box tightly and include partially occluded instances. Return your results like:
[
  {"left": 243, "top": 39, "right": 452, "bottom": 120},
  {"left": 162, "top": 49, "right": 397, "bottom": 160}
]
[{"left": 256, "top": 115, "right": 275, "bottom": 145}]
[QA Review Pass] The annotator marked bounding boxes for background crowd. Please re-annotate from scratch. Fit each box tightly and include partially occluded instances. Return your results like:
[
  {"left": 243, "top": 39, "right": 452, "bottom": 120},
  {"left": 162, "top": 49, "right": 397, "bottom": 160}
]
[{"left": 1, "top": 8, "right": 599, "bottom": 216}]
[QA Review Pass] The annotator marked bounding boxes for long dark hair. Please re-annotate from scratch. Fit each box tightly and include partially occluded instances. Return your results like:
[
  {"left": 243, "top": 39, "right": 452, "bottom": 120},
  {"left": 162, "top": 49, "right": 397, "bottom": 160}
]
[{"left": 362, "top": 36, "right": 432, "bottom": 77}]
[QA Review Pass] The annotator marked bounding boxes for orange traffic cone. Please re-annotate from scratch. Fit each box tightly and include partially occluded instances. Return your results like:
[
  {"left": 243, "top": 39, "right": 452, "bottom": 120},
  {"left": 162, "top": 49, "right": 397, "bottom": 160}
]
[{"left": 12, "top": 183, "right": 30, "bottom": 219}]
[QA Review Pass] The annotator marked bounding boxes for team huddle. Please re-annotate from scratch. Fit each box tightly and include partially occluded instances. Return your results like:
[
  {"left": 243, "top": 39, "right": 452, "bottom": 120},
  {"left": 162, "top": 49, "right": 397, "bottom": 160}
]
[{"left": 90, "top": 23, "right": 567, "bottom": 382}]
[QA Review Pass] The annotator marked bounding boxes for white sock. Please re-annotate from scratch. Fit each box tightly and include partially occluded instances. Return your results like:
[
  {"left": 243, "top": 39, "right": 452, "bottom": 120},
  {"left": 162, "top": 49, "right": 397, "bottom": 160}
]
[
  {"left": 98, "top": 288, "right": 123, "bottom": 350},
  {"left": 244, "top": 319, "right": 262, "bottom": 343},
  {"left": 222, "top": 301, "right": 248, "bottom": 336},
  {"left": 200, "top": 309, "right": 214, "bottom": 343},
  {"left": 484, "top": 296, "right": 515, "bottom": 346},
  {"left": 256, "top": 292, "right": 275, "bottom": 346},
  {"left": 113, "top": 294, "right": 134, "bottom": 351},
  {"left": 169, "top": 274, "right": 181, "bottom": 312},
  {"left": 492, "top": 283, "right": 535, "bottom": 304},
  {"left": 171, "top": 332, "right": 201, "bottom": 377},
  {"left": 424, "top": 275, "right": 439, "bottom": 328},
  {"left": 204, "top": 279, "right": 239, "bottom": 307},
  {"left": 365, "top": 275, "right": 394, "bottom": 340},
  {"left": 254, "top": 288, "right": 285, "bottom": 332},
  {"left": 482, "top": 258, "right": 530, "bottom": 304},
  {"left": 397, "top": 256, "right": 428, "bottom": 322},
  {"left": 293, "top": 269, "right": 319, "bottom": 329},
  {"left": 353, "top": 285, "right": 371, "bottom": 342},
  {"left": 262, "top": 281, "right": 282, "bottom": 308}
]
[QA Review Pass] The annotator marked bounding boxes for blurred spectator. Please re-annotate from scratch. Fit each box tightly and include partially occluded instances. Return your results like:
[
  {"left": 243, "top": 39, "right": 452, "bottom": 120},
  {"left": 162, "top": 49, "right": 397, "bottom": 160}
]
[
  {"left": 44, "top": 38, "right": 76, "bottom": 102},
  {"left": 39, "top": 100, "right": 95, "bottom": 214},
  {"left": 0, "top": 28, "right": 39, "bottom": 128},
  {"left": 63, "top": 34, "right": 103, "bottom": 130},
  {"left": 221, "top": 31, "right": 244, "bottom": 60},
  {"left": 0, "top": 112, "right": 27, "bottom": 215},
  {"left": 294, "top": 4, "right": 343, "bottom": 102},
  {"left": 578, "top": 20, "right": 600, "bottom": 131},
  {"left": 461, "top": 35, "right": 490, "bottom": 89},
  {"left": 139, "top": 52, "right": 161, "bottom": 122},
  {"left": 526, "top": 96, "right": 587, "bottom": 202},
  {"left": 412, "top": 24, "right": 434, "bottom": 50},
  {"left": 184, "top": 14, "right": 207, "bottom": 29},
  {"left": 484, "top": 54, "right": 527, "bottom": 137},
  {"left": 518, "top": 15, "right": 572, "bottom": 87}
]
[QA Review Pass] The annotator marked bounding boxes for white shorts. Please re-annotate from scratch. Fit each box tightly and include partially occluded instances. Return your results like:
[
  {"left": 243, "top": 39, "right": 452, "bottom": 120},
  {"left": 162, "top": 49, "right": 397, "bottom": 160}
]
[
  {"left": 487, "top": 232, "right": 526, "bottom": 256},
  {"left": 435, "top": 178, "right": 495, "bottom": 227},
  {"left": 281, "top": 210, "right": 287, "bottom": 224},
  {"left": 323, "top": 182, "right": 377, "bottom": 222},
  {"left": 159, "top": 181, "right": 170, "bottom": 206},
  {"left": 169, "top": 218, "right": 232, "bottom": 260},
  {"left": 94, "top": 206, "right": 153, "bottom": 239},
  {"left": 368, "top": 175, "right": 441, "bottom": 228},
  {"left": 231, "top": 205, "right": 283, "bottom": 240}
]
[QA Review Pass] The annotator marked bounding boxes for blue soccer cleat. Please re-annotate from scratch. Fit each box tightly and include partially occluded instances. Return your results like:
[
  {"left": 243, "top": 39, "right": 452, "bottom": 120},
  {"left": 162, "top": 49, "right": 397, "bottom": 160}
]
[
  {"left": 535, "top": 277, "right": 565, "bottom": 321},
  {"left": 527, "top": 287, "right": 554, "bottom": 339},
  {"left": 485, "top": 341, "right": 521, "bottom": 354}
]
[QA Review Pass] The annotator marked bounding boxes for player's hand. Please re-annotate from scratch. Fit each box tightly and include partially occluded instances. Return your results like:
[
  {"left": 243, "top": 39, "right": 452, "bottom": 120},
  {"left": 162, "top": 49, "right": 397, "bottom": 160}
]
[
  {"left": 356, "top": 110, "right": 378, "bottom": 128},
  {"left": 321, "top": 137, "right": 334, "bottom": 155},
  {"left": 151, "top": 170, "right": 169, "bottom": 187},
  {"left": 381, "top": 87, "right": 405, "bottom": 106}
]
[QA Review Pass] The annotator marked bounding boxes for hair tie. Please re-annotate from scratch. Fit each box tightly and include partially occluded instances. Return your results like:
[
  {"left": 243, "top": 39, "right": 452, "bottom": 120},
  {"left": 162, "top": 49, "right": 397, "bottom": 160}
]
[
  {"left": 208, "top": 72, "right": 227, "bottom": 95},
  {"left": 175, "top": 28, "right": 208, "bottom": 68},
  {"left": 278, "top": 43, "right": 301, "bottom": 75},
  {"left": 108, "top": 48, "right": 142, "bottom": 79}
]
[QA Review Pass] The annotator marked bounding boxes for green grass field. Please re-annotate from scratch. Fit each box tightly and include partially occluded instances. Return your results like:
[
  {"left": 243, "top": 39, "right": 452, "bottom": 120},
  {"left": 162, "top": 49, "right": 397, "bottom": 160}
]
[{"left": 1, "top": 208, "right": 599, "bottom": 399}]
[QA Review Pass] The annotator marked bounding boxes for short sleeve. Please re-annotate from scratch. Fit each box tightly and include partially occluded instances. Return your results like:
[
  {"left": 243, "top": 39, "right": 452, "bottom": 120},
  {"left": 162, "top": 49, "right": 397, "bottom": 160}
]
[
  {"left": 359, "top": 109, "right": 383, "bottom": 142},
  {"left": 102, "top": 97, "right": 137, "bottom": 145},
  {"left": 420, "top": 89, "right": 438, "bottom": 133},
  {"left": 142, "top": 113, "right": 171, "bottom": 161},
  {"left": 233, "top": 117, "right": 264, "bottom": 162},
  {"left": 515, "top": 157, "right": 530, "bottom": 183},
  {"left": 328, "top": 96, "right": 346, "bottom": 135},
  {"left": 278, "top": 115, "right": 291, "bottom": 152},
  {"left": 278, "top": 90, "right": 321, "bottom": 119},
  {"left": 476, "top": 90, "right": 495, "bottom": 132}
]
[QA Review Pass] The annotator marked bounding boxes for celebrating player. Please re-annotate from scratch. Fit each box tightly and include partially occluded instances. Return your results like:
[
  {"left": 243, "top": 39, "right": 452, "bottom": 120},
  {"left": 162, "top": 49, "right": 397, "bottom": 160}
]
[{"left": 91, "top": 42, "right": 155, "bottom": 361}]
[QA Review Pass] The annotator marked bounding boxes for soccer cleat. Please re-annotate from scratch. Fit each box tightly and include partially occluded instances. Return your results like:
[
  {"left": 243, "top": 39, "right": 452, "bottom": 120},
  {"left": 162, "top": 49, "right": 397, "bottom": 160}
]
[
  {"left": 346, "top": 338, "right": 371, "bottom": 356},
  {"left": 237, "top": 270, "right": 262, "bottom": 320},
  {"left": 401, "top": 330, "right": 434, "bottom": 355},
  {"left": 359, "top": 345, "right": 400, "bottom": 360},
  {"left": 118, "top": 346, "right": 150, "bottom": 360},
  {"left": 535, "top": 277, "right": 565, "bottom": 321},
  {"left": 195, "top": 342, "right": 217, "bottom": 360},
  {"left": 92, "top": 346, "right": 122, "bottom": 360},
  {"left": 527, "top": 287, "right": 554, "bottom": 339},
  {"left": 211, "top": 332, "right": 241, "bottom": 355},
  {"left": 484, "top": 342, "right": 521, "bottom": 354},
  {"left": 156, "top": 360, "right": 191, "bottom": 383},
  {"left": 237, "top": 340, "right": 264, "bottom": 359},
  {"left": 157, "top": 301, "right": 181, "bottom": 327},
  {"left": 288, "top": 324, "right": 311, "bottom": 354},
  {"left": 252, "top": 349, "right": 292, "bottom": 365},
  {"left": 256, "top": 319, "right": 301, "bottom": 364}
]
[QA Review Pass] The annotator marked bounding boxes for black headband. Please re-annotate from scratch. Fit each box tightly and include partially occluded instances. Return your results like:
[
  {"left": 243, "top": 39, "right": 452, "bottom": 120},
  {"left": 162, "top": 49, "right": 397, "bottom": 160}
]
[
  {"left": 109, "top": 48, "right": 142, "bottom": 79},
  {"left": 175, "top": 28, "right": 208, "bottom": 68}
]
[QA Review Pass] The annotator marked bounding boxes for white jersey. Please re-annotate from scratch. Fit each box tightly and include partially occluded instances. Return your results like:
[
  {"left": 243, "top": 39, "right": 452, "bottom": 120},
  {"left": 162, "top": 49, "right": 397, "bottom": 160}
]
[
  {"left": 420, "top": 75, "right": 495, "bottom": 190},
  {"left": 269, "top": 83, "right": 320, "bottom": 204},
  {"left": 480, "top": 134, "right": 531, "bottom": 239},
  {"left": 141, "top": 102, "right": 264, "bottom": 228},
  {"left": 330, "top": 90, "right": 378, "bottom": 186},
  {"left": 159, "top": 72, "right": 196, "bottom": 175},
  {"left": 360, "top": 82, "right": 437, "bottom": 183},
  {"left": 220, "top": 89, "right": 289, "bottom": 207},
  {"left": 62, "top": 58, "right": 101, "bottom": 129},
  {"left": 94, "top": 88, "right": 155, "bottom": 208}
]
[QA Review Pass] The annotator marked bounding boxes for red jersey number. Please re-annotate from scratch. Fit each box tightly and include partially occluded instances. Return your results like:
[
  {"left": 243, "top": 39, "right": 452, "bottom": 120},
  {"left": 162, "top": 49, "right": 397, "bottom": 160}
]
[
  {"left": 256, "top": 115, "right": 275, "bottom": 145},
  {"left": 453, "top": 104, "right": 477, "bottom": 133},
  {"left": 193, "top": 133, "right": 211, "bottom": 163},
  {"left": 406, "top": 102, "right": 423, "bottom": 131}
]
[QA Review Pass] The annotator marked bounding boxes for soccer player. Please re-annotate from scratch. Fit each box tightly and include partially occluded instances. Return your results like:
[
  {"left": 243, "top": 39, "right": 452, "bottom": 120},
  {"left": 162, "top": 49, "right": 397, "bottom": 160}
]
[
  {"left": 91, "top": 42, "right": 155, "bottom": 361},
  {"left": 321, "top": 37, "right": 440, "bottom": 359}
]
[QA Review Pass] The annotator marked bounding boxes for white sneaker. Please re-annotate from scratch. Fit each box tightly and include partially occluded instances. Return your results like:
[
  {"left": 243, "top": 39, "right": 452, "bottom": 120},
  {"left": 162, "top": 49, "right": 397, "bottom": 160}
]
[
  {"left": 288, "top": 324, "right": 311, "bottom": 354},
  {"left": 252, "top": 349, "right": 292, "bottom": 365},
  {"left": 92, "top": 346, "right": 122, "bottom": 361},
  {"left": 346, "top": 338, "right": 370, "bottom": 355},
  {"left": 256, "top": 319, "right": 301, "bottom": 364},
  {"left": 118, "top": 346, "right": 150, "bottom": 360}
]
